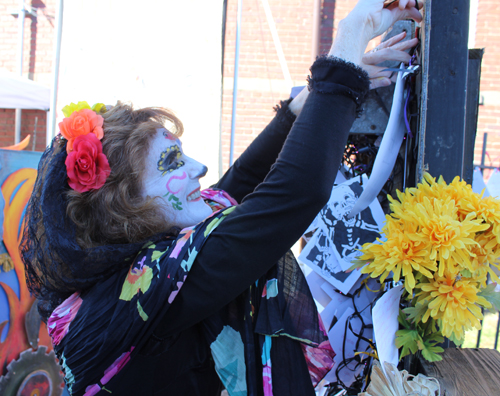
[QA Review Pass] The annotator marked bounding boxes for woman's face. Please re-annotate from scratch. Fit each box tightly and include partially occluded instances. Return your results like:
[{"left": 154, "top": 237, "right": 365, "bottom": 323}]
[{"left": 142, "top": 128, "right": 213, "bottom": 229}]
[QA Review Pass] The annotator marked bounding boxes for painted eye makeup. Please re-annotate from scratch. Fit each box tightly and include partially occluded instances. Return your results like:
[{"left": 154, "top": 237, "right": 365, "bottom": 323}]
[{"left": 157, "top": 145, "right": 184, "bottom": 176}]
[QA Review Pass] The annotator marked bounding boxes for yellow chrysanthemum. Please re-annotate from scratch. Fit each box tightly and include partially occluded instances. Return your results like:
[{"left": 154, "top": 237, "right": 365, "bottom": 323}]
[
  {"left": 467, "top": 232, "right": 500, "bottom": 284},
  {"left": 359, "top": 219, "right": 435, "bottom": 294},
  {"left": 402, "top": 197, "right": 487, "bottom": 276},
  {"left": 415, "top": 271, "right": 491, "bottom": 341}
]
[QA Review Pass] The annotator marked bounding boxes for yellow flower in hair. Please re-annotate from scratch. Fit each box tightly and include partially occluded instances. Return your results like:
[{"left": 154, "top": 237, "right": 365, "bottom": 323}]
[
  {"left": 415, "top": 271, "right": 491, "bottom": 342},
  {"left": 62, "top": 101, "right": 106, "bottom": 118}
]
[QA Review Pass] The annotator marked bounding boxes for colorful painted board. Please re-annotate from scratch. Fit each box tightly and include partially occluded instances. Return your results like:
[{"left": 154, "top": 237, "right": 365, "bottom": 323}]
[{"left": 0, "top": 148, "right": 55, "bottom": 376}]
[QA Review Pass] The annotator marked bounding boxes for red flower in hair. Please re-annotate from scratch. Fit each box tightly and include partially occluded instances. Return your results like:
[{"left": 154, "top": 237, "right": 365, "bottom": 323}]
[{"left": 65, "top": 133, "right": 110, "bottom": 193}]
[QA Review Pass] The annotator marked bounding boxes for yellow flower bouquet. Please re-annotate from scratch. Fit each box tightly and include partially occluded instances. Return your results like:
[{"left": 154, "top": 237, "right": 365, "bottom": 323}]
[{"left": 353, "top": 173, "right": 500, "bottom": 361}]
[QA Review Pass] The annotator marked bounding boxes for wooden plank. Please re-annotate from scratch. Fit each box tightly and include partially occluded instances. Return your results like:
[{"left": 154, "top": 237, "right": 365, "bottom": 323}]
[{"left": 419, "top": 348, "right": 500, "bottom": 395}]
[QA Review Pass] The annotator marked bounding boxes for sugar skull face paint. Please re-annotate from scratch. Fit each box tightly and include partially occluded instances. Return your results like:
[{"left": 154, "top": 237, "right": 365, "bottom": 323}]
[
  {"left": 157, "top": 145, "right": 184, "bottom": 175},
  {"left": 142, "top": 129, "right": 212, "bottom": 228}
]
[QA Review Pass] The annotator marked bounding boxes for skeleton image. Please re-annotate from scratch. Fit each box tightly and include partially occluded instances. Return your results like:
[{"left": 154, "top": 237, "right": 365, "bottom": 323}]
[
  {"left": 300, "top": 175, "right": 385, "bottom": 294},
  {"left": 321, "top": 182, "right": 380, "bottom": 269}
]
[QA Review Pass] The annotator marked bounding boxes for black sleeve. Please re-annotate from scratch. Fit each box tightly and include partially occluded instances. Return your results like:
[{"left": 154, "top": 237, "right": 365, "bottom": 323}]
[
  {"left": 156, "top": 57, "right": 370, "bottom": 336},
  {"left": 213, "top": 99, "right": 296, "bottom": 203}
]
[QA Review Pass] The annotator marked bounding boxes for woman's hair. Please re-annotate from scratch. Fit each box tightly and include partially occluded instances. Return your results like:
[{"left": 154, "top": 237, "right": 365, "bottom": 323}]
[{"left": 66, "top": 103, "right": 183, "bottom": 248}]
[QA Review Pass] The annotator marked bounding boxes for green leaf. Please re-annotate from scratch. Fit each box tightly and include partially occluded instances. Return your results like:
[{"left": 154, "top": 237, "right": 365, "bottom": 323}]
[
  {"left": 404, "top": 303, "right": 428, "bottom": 323},
  {"left": 395, "top": 329, "right": 420, "bottom": 359},
  {"left": 91, "top": 102, "right": 107, "bottom": 114},
  {"left": 348, "top": 259, "right": 368, "bottom": 271},
  {"left": 425, "top": 331, "right": 444, "bottom": 344},
  {"left": 449, "top": 332, "right": 464, "bottom": 346},
  {"left": 478, "top": 283, "right": 500, "bottom": 313},
  {"left": 398, "top": 308, "right": 412, "bottom": 329},
  {"left": 420, "top": 344, "right": 444, "bottom": 362},
  {"left": 418, "top": 330, "right": 445, "bottom": 362}
]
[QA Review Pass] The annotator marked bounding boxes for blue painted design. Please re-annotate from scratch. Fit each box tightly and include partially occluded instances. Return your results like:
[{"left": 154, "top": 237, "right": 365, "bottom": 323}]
[{"left": 0, "top": 149, "right": 42, "bottom": 342}]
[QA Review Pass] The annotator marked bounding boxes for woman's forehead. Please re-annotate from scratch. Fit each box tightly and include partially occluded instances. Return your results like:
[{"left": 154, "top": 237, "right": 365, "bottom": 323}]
[{"left": 153, "top": 128, "right": 182, "bottom": 149}]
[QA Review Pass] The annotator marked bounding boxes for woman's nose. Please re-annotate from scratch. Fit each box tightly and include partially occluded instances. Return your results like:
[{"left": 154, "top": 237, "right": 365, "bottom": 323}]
[{"left": 186, "top": 157, "right": 208, "bottom": 179}]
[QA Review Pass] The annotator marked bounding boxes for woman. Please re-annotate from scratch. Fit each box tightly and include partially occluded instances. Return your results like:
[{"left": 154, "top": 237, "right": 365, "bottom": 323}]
[{"left": 22, "top": 1, "right": 421, "bottom": 395}]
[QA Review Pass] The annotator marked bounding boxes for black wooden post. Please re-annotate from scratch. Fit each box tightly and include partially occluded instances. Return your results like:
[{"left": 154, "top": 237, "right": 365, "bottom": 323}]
[
  {"left": 417, "top": 0, "right": 470, "bottom": 183},
  {"left": 463, "top": 49, "right": 484, "bottom": 185}
]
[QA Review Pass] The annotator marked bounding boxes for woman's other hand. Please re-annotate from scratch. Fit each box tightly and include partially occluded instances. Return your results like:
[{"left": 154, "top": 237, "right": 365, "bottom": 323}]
[
  {"left": 329, "top": 0, "right": 422, "bottom": 66},
  {"left": 290, "top": 0, "right": 422, "bottom": 115},
  {"left": 352, "top": 0, "right": 423, "bottom": 41},
  {"left": 362, "top": 31, "right": 418, "bottom": 89}
]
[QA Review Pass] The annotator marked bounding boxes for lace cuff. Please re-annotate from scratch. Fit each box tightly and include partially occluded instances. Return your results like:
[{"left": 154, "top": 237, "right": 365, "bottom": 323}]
[{"left": 307, "top": 55, "right": 370, "bottom": 114}]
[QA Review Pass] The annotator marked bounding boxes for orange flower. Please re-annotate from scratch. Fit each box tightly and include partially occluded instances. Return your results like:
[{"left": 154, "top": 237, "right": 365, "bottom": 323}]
[{"left": 59, "top": 108, "right": 104, "bottom": 153}]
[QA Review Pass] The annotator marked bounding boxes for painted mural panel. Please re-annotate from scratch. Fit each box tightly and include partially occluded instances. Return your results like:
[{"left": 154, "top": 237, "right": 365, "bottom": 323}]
[{"left": 0, "top": 148, "right": 65, "bottom": 396}]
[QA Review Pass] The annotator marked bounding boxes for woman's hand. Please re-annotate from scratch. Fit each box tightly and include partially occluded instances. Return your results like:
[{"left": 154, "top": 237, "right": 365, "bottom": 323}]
[
  {"left": 329, "top": 0, "right": 422, "bottom": 66},
  {"left": 350, "top": 0, "right": 423, "bottom": 42},
  {"left": 362, "top": 31, "right": 418, "bottom": 89},
  {"left": 290, "top": 0, "right": 422, "bottom": 115}
]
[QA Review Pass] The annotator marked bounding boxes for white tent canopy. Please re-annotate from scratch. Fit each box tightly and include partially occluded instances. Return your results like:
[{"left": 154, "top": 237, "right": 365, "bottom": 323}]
[{"left": 0, "top": 70, "right": 50, "bottom": 110}]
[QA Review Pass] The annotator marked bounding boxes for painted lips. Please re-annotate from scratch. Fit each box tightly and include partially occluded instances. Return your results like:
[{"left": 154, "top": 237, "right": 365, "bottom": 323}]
[{"left": 187, "top": 188, "right": 201, "bottom": 202}]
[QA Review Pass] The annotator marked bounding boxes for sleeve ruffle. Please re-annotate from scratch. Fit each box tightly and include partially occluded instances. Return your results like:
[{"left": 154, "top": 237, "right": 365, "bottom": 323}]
[{"left": 307, "top": 55, "right": 371, "bottom": 115}]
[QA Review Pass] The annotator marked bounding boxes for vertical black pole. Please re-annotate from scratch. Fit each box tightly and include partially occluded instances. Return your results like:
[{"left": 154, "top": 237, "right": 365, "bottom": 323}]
[
  {"left": 418, "top": 0, "right": 470, "bottom": 183},
  {"left": 463, "top": 49, "right": 484, "bottom": 185},
  {"left": 481, "top": 132, "right": 488, "bottom": 174}
]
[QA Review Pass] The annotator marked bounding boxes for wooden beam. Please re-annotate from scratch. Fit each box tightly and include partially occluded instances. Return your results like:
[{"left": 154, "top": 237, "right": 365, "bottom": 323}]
[{"left": 419, "top": 348, "right": 500, "bottom": 395}]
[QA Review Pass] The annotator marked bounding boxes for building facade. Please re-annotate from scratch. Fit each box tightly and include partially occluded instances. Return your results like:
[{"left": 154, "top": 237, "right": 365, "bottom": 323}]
[{"left": 1, "top": 0, "right": 499, "bottom": 178}]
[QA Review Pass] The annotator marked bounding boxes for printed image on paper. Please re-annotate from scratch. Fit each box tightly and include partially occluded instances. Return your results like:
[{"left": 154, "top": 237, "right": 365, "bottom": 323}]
[{"left": 300, "top": 175, "right": 385, "bottom": 294}]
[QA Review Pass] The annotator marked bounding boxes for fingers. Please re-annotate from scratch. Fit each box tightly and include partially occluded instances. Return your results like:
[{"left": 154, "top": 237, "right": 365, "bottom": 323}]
[
  {"left": 405, "top": 6, "right": 423, "bottom": 23},
  {"left": 391, "top": 37, "right": 418, "bottom": 51},
  {"left": 370, "top": 77, "right": 392, "bottom": 90},
  {"left": 398, "top": 0, "right": 417, "bottom": 10},
  {"left": 363, "top": 47, "right": 412, "bottom": 65},
  {"left": 376, "top": 32, "right": 417, "bottom": 51},
  {"left": 393, "top": 0, "right": 417, "bottom": 10},
  {"left": 378, "top": 32, "right": 406, "bottom": 49},
  {"left": 387, "top": 0, "right": 423, "bottom": 23},
  {"left": 362, "top": 64, "right": 393, "bottom": 79}
]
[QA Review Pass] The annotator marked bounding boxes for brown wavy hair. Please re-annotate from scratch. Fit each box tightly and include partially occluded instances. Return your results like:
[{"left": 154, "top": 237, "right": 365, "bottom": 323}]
[{"left": 66, "top": 103, "right": 184, "bottom": 248}]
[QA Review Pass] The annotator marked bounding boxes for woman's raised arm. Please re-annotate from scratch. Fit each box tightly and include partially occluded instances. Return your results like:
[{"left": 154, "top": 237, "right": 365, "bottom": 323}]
[{"left": 159, "top": 0, "right": 422, "bottom": 335}]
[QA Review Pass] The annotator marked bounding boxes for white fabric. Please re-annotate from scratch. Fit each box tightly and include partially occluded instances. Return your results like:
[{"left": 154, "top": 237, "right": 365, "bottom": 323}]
[{"left": 0, "top": 71, "right": 50, "bottom": 110}]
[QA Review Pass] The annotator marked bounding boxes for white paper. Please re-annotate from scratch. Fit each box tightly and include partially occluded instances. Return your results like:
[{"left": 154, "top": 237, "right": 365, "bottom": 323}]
[
  {"left": 372, "top": 285, "right": 403, "bottom": 370},
  {"left": 473, "top": 167, "right": 490, "bottom": 196},
  {"left": 325, "top": 307, "right": 372, "bottom": 386},
  {"left": 487, "top": 168, "right": 500, "bottom": 198},
  {"left": 320, "top": 300, "right": 338, "bottom": 332},
  {"left": 305, "top": 271, "right": 332, "bottom": 311},
  {"left": 349, "top": 64, "right": 416, "bottom": 218},
  {"left": 321, "top": 282, "right": 343, "bottom": 300}
]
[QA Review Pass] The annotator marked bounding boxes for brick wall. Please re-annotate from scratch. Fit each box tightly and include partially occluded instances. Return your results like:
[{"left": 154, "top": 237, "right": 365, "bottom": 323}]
[
  {"left": 1, "top": 1, "right": 499, "bottom": 162},
  {"left": 221, "top": 0, "right": 317, "bottom": 171},
  {"left": 0, "top": 0, "right": 55, "bottom": 151},
  {"left": 220, "top": 0, "right": 383, "bottom": 172},
  {"left": 473, "top": 0, "right": 500, "bottom": 180},
  {"left": 0, "top": 109, "right": 47, "bottom": 152}
]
